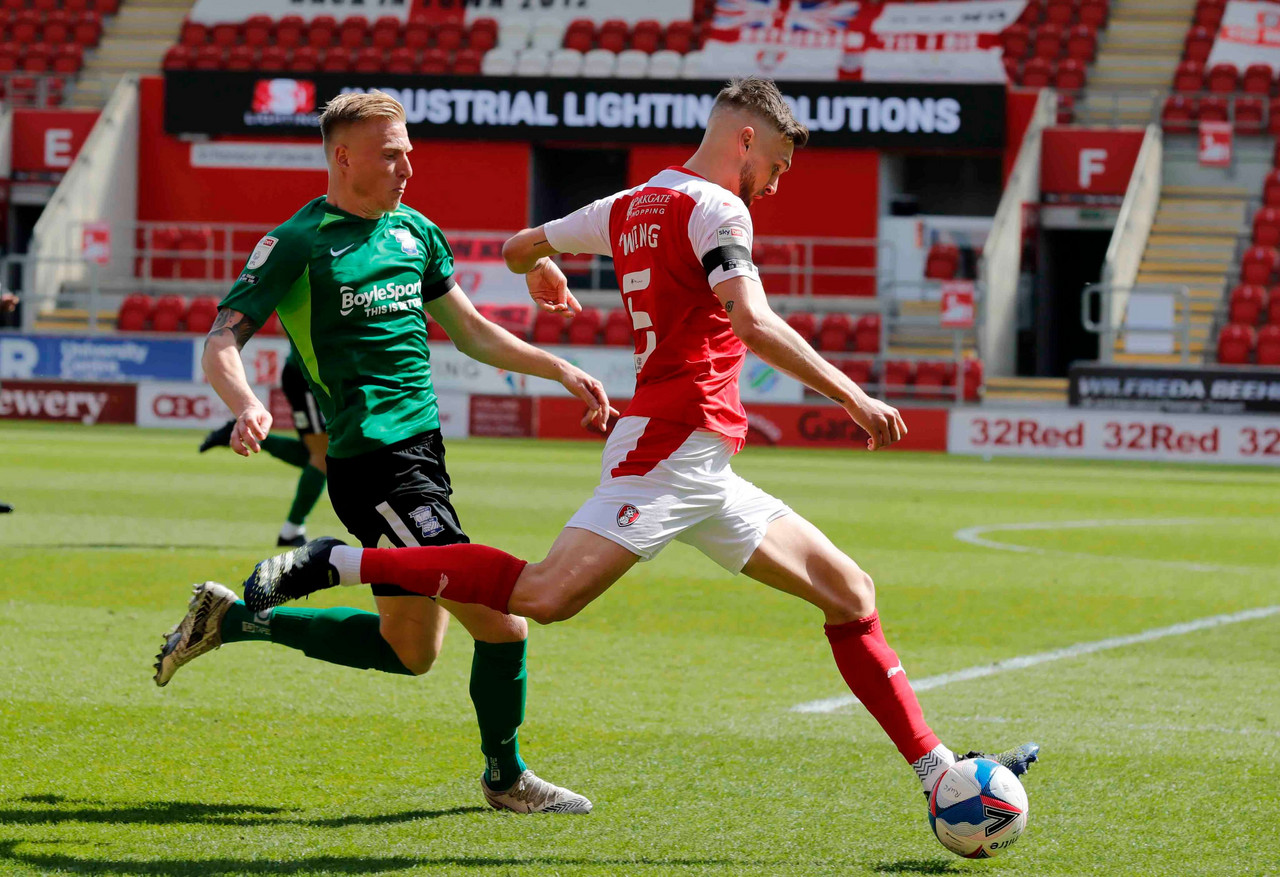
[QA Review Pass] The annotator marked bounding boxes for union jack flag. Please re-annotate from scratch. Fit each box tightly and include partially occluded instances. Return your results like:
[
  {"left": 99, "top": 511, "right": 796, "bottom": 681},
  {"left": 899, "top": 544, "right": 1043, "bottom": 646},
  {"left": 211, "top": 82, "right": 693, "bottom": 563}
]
[
  {"left": 712, "top": 0, "right": 787, "bottom": 32},
  {"left": 786, "top": 0, "right": 862, "bottom": 33}
]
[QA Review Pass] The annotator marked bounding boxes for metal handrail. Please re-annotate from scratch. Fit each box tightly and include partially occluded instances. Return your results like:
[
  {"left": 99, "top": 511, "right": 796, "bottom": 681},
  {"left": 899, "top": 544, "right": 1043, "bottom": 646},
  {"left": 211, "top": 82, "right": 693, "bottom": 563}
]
[{"left": 1082, "top": 283, "right": 1193, "bottom": 363}]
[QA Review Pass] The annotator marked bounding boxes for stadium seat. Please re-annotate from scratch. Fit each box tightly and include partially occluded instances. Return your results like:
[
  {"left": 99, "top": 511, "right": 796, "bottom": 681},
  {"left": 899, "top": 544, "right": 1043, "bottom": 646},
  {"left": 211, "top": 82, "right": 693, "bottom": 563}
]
[
  {"left": 438, "top": 20, "right": 465, "bottom": 51},
  {"left": 648, "top": 49, "right": 681, "bottom": 78},
  {"left": 150, "top": 295, "right": 186, "bottom": 333},
  {"left": 1268, "top": 291, "right": 1280, "bottom": 324},
  {"left": 925, "top": 243, "right": 960, "bottom": 280},
  {"left": 1174, "top": 61, "right": 1204, "bottom": 92},
  {"left": 404, "top": 18, "right": 430, "bottom": 51},
  {"left": 275, "top": 16, "right": 306, "bottom": 50},
  {"left": 65, "top": 0, "right": 93, "bottom": 11},
  {"left": 1022, "top": 57, "right": 1054, "bottom": 88},
  {"left": 370, "top": 16, "right": 400, "bottom": 49},
  {"left": 532, "top": 311, "right": 566, "bottom": 344},
  {"left": 479, "top": 304, "right": 534, "bottom": 339},
  {"left": 1184, "top": 25, "right": 1214, "bottom": 64},
  {"left": 180, "top": 19, "right": 209, "bottom": 48},
  {"left": 1055, "top": 58, "right": 1086, "bottom": 89},
  {"left": 1243, "top": 245, "right": 1279, "bottom": 285},
  {"left": 225, "top": 45, "right": 255, "bottom": 71},
  {"left": 1208, "top": 63, "right": 1240, "bottom": 93},
  {"left": 386, "top": 45, "right": 415, "bottom": 74},
  {"left": 567, "top": 308, "right": 602, "bottom": 345},
  {"left": 784, "top": 311, "right": 816, "bottom": 344},
  {"left": 1259, "top": 324, "right": 1280, "bottom": 364},
  {"left": 1229, "top": 284, "right": 1268, "bottom": 324},
  {"left": 963, "top": 358, "right": 984, "bottom": 401},
  {"left": 1019, "top": 0, "right": 1045, "bottom": 25},
  {"left": 838, "top": 358, "right": 873, "bottom": 387},
  {"left": 1065, "top": 24, "right": 1096, "bottom": 62},
  {"left": 665, "top": 21, "right": 694, "bottom": 54},
  {"left": 915, "top": 361, "right": 958, "bottom": 400},
  {"left": 1033, "top": 23, "right": 1064, "bottom": 60},
  {"left": 1254, "top": 208, "right": 1280, "bottom": 247},
  {"left": 1045, "top": 0, "right": 1077, "bottom": 25},
  {"left": 679, "top": 50, "right": 704, "bottom": 78},
  {"left": 162, "top": 45, "right": 191, "bottom": 70},
  {"left": 1217, "top": 323, "right": 1254, "bottom": 364},
  {"left": 549, "top": 48, "right": 583, "bottom": 77},
  {"left": 339, "top": 16, "right": 369, "bottom": 49},
  {"left": 616, "top": 49, "right": 648, "bottom": 77},
  {"left": 321, "top": 47, "right": 351, "bottom": 72},
  {"left": 482, "top": 47, "right": 517, "bottom": 75},
  {"left": 1243, "top": 63, "right": 1274, "bottom": 95},
  {"left": 185, "top": 297, "right": 219, "bottom": 335},
  {"left": 421, "top": 47, "right": 448, "bottom": 74},
  {"left": 258, "top": 45, "right": 288, "bottom": 72},
  {"left": 854, "top": 314, "right": 882, "bottom": 353},
  {"left": 307, "top": 16, "right": 338, "bottom": 49},
  {"left": 563, "top": 19, "right": 594, "bottom": 53},
  {"left": 1002, "top": 23, "right": 1030, "bottom": 58},
  {"left": 192, "top": 45, "right": 222, "bottom": 71},
  {"left": 0, "top": 45, "right": 17, "bottom": 75},
  {"left": 1198, "top": 96, "right": 1229, "bottom": 123},
  {"left": 353, "top": 46, "right": 382, "bottom": 73},
  {"left": 73, "top": 12, "right": 102, "bottom": 46},
  {"left": 210, "top": 23, "right": 239, "bottom": 48},
  {"left": 42, "top": 11, "right": 71, "bottom": 45},
  {"left": 1265, "top": 170, "right": 1280, "bottom": 207},
  {"left": 1080, "top": 0, "right": 1108, "bottom": 27},
  {"left": 603, "top": 309, "right": 632, "bottom": 346},
  {"left": 816, "top": 313, "right": 852, "bottom": 351},
  {"left": 530, "top": 18, "right": 564, "bottom": 51},
  {"left": 882, "top": 360, "right": 914, "bottom": 396},
  {"left": 499, "top": 20, "right": 531, "bottom": 49},
  {"left": 598, "top": 19, "right": 629, "bottom": 53},
  {"left": 1162, "top": 95, "right": 1194, "bottom": 133},
  {"left": 243, "top": 15, "right": 272, "bottom": 48},
  {"left": 1195, "top": 1, "right": 1225, "bottom": 29},
  {"left": 633, "top": 19, "right": 662, "bottom": 54},
  {"left": 116, "top": 294, "right": 153, "bottom": 332},
  {"left": 470, "top": 18, "right": 499, "bottom": 53},
  {"left": 289, "top": 45, "right": 319, "bottom": 72},
  {"left": 515, "top": 48, "right": 550, "bottom": 76},
  {"left": 1238, "top": 97, "right": 1265, "bottom": 134},
  {"left": 453, "top": 48, "right": 483, "bottom": 75},
  {"left": 582, "top": 48, "right": 616, "bottom": 77}
]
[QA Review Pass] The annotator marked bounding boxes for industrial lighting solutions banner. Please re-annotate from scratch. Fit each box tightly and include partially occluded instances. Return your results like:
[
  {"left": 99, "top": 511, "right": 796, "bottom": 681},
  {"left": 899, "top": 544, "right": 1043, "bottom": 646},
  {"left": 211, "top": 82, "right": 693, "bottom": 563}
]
[{"left": 164, "top": 72, "right": 1006, "bottom": 149}]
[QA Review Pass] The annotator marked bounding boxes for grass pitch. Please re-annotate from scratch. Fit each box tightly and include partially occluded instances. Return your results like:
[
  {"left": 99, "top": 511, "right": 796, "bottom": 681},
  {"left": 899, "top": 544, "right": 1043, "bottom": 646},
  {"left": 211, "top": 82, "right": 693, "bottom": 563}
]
[{"left": 2, "top": 422, "right": 1278, "bottom": 877}]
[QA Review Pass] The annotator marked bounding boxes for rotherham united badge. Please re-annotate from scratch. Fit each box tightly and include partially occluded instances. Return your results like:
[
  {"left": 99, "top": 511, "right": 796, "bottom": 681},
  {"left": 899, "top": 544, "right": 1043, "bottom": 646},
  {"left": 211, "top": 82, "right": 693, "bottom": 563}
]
[{"left": 616, "top": 504, "right": 640, "bottom": 527}]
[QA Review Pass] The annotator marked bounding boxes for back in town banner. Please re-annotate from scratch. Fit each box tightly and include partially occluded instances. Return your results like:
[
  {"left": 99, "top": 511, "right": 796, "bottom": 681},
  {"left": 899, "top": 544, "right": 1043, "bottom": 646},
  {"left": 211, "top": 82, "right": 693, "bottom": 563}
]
[{"left": 164, "top": 72, "right": 1006, "bottom": 149}]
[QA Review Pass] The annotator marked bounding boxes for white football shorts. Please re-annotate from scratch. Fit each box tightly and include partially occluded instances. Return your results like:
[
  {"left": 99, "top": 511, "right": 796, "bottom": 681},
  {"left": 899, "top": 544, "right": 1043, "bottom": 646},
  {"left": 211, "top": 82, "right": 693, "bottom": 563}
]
[{"left": 565, "top": 416, "right": 792, "bottom": 572}]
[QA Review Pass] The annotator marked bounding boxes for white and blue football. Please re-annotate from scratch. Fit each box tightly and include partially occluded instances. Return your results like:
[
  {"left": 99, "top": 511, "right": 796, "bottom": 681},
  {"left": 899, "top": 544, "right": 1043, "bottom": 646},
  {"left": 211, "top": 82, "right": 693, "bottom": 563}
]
[{"left": 928, "top": 758, "right": 1029, "bottom": 859}]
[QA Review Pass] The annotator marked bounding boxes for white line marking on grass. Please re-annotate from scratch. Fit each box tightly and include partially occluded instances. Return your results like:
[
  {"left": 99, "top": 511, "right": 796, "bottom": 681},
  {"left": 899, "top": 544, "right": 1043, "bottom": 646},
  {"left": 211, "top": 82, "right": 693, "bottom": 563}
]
[
  {"left": 791, "top": 605, "right": 1280, "bottom": 714},
  {"left": 953, "top": 518, "right": 1265, "bottom": 573}
]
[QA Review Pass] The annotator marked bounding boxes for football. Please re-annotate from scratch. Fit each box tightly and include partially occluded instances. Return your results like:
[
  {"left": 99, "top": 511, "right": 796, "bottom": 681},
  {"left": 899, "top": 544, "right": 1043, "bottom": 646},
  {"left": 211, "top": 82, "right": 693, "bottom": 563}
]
[{"left": 928, "top": 758, "right": 1029, "bottom": 859}]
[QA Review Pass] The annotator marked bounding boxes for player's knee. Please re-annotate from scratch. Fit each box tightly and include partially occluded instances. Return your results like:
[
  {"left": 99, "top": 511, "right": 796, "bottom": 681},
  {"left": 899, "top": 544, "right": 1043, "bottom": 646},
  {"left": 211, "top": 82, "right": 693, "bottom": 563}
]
[
  {"left": 380, "top": 627, "right": 440, "bottom": 676},
  {"left": 828, "top": 566, "right": 876, "bottom": 623},
  {"left": 309, "top": 453, "right": 328, "bottom": 474}
]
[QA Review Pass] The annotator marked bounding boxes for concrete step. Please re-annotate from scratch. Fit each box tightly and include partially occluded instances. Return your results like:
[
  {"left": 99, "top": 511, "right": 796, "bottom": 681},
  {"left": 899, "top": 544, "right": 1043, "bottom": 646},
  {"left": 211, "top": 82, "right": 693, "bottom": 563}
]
[
  {"left": 987, "top": 377, "right": 1070, "bottom": 391},
  {"left": 1147, "top": 233, "right": 1241, "bottom": 246},
  {"left": 1139, "top": 260, "right": 1236, "bottom": 275},
  {"left": 1112, "top": 353, "right": 1207, "bottom": 365},
  {"left": 1162, "top": 185, "right": 1254, "bottom": 199},
  {"left": 1144, "top": 245, "right": 1237, "bottom": 261},
  {"left": 1135, "top": 272, "right": 1228, "bottom": 286}
]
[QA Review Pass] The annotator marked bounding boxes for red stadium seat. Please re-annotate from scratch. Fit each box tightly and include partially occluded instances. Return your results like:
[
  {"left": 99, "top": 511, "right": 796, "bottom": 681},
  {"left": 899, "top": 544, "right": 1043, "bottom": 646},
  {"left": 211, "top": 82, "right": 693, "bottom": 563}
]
[
  {"left": 1018, "top": 0, "right": 1045, "bottom": 25},
  {"left": 162, "top": 44, "right": 192, "bottom": 70},
  {"left": 258, "top": 45, "right": 288, "bottom": 72},
  {"left": 567, "top": 308, "right": 602, "bottom": 345},
  {"left": 853, "top": 314, "right": 882, "bottom": 353},
  {"left": 1207, "top": 62, "right": 1240, "bottom": 93},
  {"left": 598, "top": 19, "right": 629, "bottom": 53},
  {"left": 1055, "top": 58, "right": 1086, "bottom": 89},
  {"left": 1195, "top": 1, "right": 1224, "bottom": 29},
  {"left": 151, "top": 295, "right": 186, "bottom": 333},
  {"left": 603, "top": 309, "right": 632, "bottom": 346},
  {"left": 421, "top": 47, "right": 448, "bottom": 74},
  {"left": 1217, "top": 323, "right": 1254, "bottom": 364},
  {"left": 192, "top": 45, "right": 223, "bottom": 71},
  {"left": 1269, "top": 99, "right": 1280, "bottom": 137},
  {"left": 838, "top": 358, "right": 872, "bottom": 387},
  {"left": 632, "top": 19, "right": 662, "bottom": 54},
  {"left": 1045, "top": 0, "right": 1078, "bottom": 26},
  {"left": 65, "top": 0, "right": 93, "bottom": 11},
  {"left": 1265, "top": 170, "right": 1280, "bottom": 207},
  {"left": 307, "top": 16, "right": 338, "bottom": 49},
  {"left": 915, "top": 361, "right": 958, "bottom": 400},
  {"left": 1269, "top": 291, "right": 1280, "bottom": 324},
  {"left": 32, "top": 0, "right": 57, "bottom": 10},
  {"left": 339, "top": 16, "right": 369, "bottom": 49},
  {"left": 53, "top": 44, "right": 83, "bottom": 74},
  {"left": 74, "top": 11, "right": 103, "bottom": 46},
  {"left": 21, "top": 43, "right": 52, "bottom": 73},
  {"left": 925, "top": 243, "right": 960, "bottom": 280},
  {"left": 98, "top": 0, "right": 120, "bottom": 14},
  {"left": 185, "top": 297, "right": 219, "bottom": 335},
  {"left": 1184, "top": 25, "right": 1214, "bottom": 64},
  {"left": 1003, "top": 56, "right": 1022, "bottom": 84},
  {"left": 453, "top": 48, "right": 482, "bottom": 75},
  {"left": 372, "top": 16, "right": 401, "bottom": 49},
  {"left": 289, "top": 45, "right": 319, "bottom": 72},
  {"left": 1174, "top": 61, "right": 1204, "bottom": 93},
  {"left": 564, "top": 19, "right": 594, "bottom": 52},
  {"left": 882, "top": 360, "right": 914, "bottom": 396},
  {"left": 321, "top": 46, "right": 351, "bottom": 72},
  {"left": 784, "top": 311, "right": 816, "bottom": 343},
  {"left": 243, "top": 15, "right": 272, "bottom": 48},
  {"left": 1033, "top": 23, "right": 1064, "bottom": 60},
  {"left": 210, "top": 23, "right": 239, "bottom": 48},
  {"left": 665, "top": 20, "right": 693, "bottom": 54},
  {"left": 469, "top": 18, "right": 498, "bottom": 52},
  {"left": 1243, "top": 63, "right": 1274, "bottom": 95},
  {"left": 0, "top": 44, "right": 17, "bottom": 74},
  {"left": 1238, "top": 97, "right": 1265, "bottom": 134},
  {"left": 12, "top": 11, "right": 37, "bottom": 44},
  {"left": 1273, "top": 141, "right": 1280, "bottom": 168},
  {"left": 1242, "top": 245, "right": 1279, "bottom": 285},
  {"left": 1162, "top": 95, "right": 1193, "bottom": 133},
  {"left": 436, "top": 20, "right": 464, "bottom": 51},
  {"left": 1229, "top": 284, "right": 1268, "bottom": 325},
  {"left": 404, "top": 18, "right": 430, "bottom": 51},
  {"left": 1198, "top": 95, "right": 1229, "bottom": 123},
  {"left": 1259, "top": 324, "right": 1280, "bottom": 364},
  {"left": 1065, "top": 24, "right": 1096, "bottom": 62},
  {"left": 1254, "top": 208, "right": 1280, "bottom": 247},
  {"left": 1002, "top": 23, "right": 1030, "bottom": 58},
  {"left": 963, "top": 358, "right": 984, "bottom": 401},
  {"left": 42, "top": 12, "right": 70, "bottom": 44},
  {"left": 479, "top": 304, "right": 534, "bottom": 339},
  {"left": 1079, "top": 0, "right": 1108, "bottom": 28},
  {"left": 116, "top": 294, "right": 153, "bottom": 332},
  {"left": 532, "top": 310, "right": 566, "bottom": 344},
  {"left": 387, "top": 45, "right": 415, "bottom": 74},
  {"left": 225, "top": 45, "right": 255, "bottom": 71},
  {"left": 353, "top": 46, "right": 382, "bottom": 73},
  {"left": 1022, "top": 57, "right": 1054, "bottom": 88},
  {"left": 275, "top": 16, "right": 306, "bottom": 50},
  {"left": 816, "top": 313, "right": 852, "bottom": 351}
]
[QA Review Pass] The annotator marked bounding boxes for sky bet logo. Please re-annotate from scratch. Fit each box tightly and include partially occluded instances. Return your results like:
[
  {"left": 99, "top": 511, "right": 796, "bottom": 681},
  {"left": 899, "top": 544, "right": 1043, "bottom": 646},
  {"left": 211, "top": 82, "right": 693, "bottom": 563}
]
[{"left": 340, "top": 280, "right": 423, "bottom": 317}]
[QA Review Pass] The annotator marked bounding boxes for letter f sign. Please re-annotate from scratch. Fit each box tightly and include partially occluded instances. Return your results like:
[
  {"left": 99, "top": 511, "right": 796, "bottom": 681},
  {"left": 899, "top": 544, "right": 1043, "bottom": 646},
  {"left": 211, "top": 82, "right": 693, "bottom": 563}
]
[{"left": 1079, "top": 148, "right": 1108, "bottom": 189}]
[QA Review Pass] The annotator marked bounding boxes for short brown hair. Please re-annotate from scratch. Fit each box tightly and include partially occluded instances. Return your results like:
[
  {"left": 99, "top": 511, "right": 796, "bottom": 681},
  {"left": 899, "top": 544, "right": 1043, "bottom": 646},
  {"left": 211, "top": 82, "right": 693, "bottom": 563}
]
[
  {"left": 319, "top": 91, "right": 405, "bottom": 144},
  {"left": 714, "top": 77, "right": 809, "bottom": 147}
]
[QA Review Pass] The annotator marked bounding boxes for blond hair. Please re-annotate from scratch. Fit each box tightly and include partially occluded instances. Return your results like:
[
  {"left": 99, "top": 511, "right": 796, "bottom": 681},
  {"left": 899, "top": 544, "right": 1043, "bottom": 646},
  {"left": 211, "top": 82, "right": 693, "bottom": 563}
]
[
  {"left": 714, "top": 77, "right": 809, "bottom": 147},
  {"left": 319, "top": 91, "right": 406, "bottom": 144}
]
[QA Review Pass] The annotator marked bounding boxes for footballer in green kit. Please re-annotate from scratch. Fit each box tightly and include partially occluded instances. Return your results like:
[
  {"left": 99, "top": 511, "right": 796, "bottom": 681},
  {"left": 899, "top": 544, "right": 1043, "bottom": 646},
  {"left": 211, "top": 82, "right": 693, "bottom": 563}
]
[{"left": 154, "top": 91, "right": 615, "bottom": 813}]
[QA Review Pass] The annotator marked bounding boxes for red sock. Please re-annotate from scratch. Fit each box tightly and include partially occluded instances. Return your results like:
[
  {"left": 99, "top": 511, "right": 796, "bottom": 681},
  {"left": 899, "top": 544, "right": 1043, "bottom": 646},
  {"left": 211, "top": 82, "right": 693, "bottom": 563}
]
[
  {"left": 825, "top": 611, "right": 940, "bottom": 764},
  {"left": 360, "top": 544, "right": 527, "bottom": 614}
]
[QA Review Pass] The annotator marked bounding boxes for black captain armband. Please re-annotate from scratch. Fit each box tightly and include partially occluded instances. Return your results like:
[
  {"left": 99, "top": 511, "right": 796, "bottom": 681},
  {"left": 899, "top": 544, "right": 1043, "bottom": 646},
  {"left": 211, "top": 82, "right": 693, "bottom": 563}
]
[
  {"left": 701, "top": 245, "right": 755, "bottom": 278},
  {"left": 422, "top": 274, "right": 455, "bottom": 303}
]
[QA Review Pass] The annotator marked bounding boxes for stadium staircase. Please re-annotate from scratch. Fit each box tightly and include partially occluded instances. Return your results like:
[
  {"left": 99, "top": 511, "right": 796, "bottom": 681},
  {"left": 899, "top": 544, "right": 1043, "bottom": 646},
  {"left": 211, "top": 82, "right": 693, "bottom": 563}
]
[{"left": 67, "top": 0, "right": 187, "bottom": 109}]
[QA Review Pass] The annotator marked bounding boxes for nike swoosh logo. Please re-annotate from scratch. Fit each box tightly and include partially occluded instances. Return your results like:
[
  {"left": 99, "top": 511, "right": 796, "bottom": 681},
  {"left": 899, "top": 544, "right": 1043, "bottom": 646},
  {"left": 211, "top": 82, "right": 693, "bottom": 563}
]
[
  {"left": 330, "top": 244, "right": 355, "bottom": 257},
  {"left": 500, "top": 733, "right": 518, "bottom": 745}
]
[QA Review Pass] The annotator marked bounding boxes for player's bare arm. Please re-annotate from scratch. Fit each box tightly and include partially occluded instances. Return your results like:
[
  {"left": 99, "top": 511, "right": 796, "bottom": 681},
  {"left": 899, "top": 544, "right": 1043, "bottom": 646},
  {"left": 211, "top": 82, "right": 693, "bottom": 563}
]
[
  {"left": 202, "top": 306, "right": 272, "bottom": 456},
  {"left": 425, "top": 286, "right": 617, "bottom": 431},
  {"left": 714, "top": 275, "right": 906, "bottom": 450},
  {"left": 502, "top": 226, "right": 581, "bottom": 316}
]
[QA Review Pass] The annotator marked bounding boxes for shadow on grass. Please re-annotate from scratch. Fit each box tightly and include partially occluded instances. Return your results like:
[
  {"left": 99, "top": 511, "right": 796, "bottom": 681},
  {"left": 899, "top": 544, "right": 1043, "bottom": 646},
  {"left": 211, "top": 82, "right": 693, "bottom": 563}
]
[
  {"left": 0, "top": 841, "right": 756, "bottom": 875},
  {"left": 6, "top": 796, "right": 487, "bottom": 828},
  {"left": 874, "top": 859, "right": 964, "bottom": 875}
]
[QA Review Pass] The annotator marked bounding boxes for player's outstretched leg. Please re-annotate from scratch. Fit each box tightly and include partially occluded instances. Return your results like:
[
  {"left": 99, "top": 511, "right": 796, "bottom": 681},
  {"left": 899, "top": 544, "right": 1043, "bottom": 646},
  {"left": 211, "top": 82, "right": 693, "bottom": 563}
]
[
  {"left": 154, "top": 582, "right": 238, "bottom": 686},
  {"left": 959, "top": 743, "right": 1041, "bottom": 778}
]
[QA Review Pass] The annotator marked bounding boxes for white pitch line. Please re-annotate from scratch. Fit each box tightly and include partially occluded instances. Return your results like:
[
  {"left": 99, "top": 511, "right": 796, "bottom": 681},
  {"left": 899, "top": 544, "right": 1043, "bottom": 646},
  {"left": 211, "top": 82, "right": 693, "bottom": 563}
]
[{"left": 791, "top": 605, "right": 1280, "bottom": 714}]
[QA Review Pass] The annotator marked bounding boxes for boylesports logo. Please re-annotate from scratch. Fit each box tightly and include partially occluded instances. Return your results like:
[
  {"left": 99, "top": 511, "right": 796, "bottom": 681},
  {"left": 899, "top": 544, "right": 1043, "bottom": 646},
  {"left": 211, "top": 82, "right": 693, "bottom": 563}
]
[
  {"left": 247, "top": 79, "right": 319, "bottom": 126},
  {"left": 616, "top": 504, "right": 640, "bottom": 527},
  {"left": 339, "top": 279, "right": 423, "bottom": 317}
]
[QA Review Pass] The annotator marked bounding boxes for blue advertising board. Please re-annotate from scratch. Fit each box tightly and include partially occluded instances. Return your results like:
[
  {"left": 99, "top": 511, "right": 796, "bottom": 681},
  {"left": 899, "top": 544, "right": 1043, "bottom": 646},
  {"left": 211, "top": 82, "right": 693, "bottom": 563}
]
[{"left": 0, "top": 333, "right": 196, "bottom": 383}]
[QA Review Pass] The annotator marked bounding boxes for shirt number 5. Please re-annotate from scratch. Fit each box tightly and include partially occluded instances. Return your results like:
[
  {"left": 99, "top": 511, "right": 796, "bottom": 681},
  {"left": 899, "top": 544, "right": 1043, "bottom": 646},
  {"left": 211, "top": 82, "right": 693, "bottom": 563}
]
[{"left": 622, "top": 269, "right": 656, "bottom": 375}]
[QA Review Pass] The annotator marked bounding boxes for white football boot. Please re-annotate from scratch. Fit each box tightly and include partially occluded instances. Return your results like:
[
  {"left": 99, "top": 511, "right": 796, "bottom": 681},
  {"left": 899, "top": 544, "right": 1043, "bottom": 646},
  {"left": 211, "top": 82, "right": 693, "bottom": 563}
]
[
  {"left": 481, "top": 770, "right": 593, "bottom": 814},
  {"left": 153, "top": 581, "right": 238, "bottom": 687}
]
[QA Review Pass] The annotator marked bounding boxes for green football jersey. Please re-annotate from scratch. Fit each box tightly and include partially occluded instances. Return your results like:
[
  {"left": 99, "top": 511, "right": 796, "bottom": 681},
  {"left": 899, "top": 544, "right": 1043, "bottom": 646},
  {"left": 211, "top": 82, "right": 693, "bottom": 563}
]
[{"left": 221, "top": 196, "right": 455, "bottom": 458}]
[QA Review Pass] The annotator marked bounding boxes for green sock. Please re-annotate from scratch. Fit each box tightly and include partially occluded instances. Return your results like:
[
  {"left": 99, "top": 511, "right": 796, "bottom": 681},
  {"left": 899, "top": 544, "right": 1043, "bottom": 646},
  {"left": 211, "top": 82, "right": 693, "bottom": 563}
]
[
  {"left": 260, "top": 434, "right": 310, "bottom": 469},
  {"left": 219, "top": 601, "right": 412, "bottom": 675},
  {"left": 287, "top": 464, "right": 327, "bottom": 526},
  {"left": 470, "top": 640, "right": 529, "bottom": 790}
]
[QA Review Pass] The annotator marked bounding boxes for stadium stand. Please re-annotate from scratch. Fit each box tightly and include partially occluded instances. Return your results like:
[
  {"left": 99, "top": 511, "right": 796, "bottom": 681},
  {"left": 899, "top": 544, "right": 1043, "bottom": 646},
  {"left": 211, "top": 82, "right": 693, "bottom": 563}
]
[{"left": 0, "top": 0, "right": 117, "bottom": 107}]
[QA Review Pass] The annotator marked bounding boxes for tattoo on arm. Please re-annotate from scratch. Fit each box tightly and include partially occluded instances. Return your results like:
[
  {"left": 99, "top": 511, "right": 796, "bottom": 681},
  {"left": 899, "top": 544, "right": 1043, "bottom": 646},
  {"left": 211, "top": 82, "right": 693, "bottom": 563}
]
[
  {"left": 725, "top": 300, "right": 735, "bottom": 312},
  {"left": 205, "top": 308, "right": 260, "bottom": 352}
]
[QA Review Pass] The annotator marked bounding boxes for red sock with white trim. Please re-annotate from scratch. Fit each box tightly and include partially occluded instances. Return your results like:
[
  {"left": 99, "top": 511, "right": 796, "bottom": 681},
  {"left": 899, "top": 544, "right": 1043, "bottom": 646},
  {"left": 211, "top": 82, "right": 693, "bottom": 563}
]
[
  {"left": 330, "top": 544, "right": 526, "bottom": 614},
  {"left": 825, "top": 611, "right": 952, "bottom": 792}
]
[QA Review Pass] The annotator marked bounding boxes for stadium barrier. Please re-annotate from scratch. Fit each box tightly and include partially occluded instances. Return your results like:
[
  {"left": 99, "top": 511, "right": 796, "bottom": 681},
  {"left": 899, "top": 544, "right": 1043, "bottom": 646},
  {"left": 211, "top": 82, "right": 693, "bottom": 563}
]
[{"left": 1082, "top": 283, "right": 1194, "bottom": 362}]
